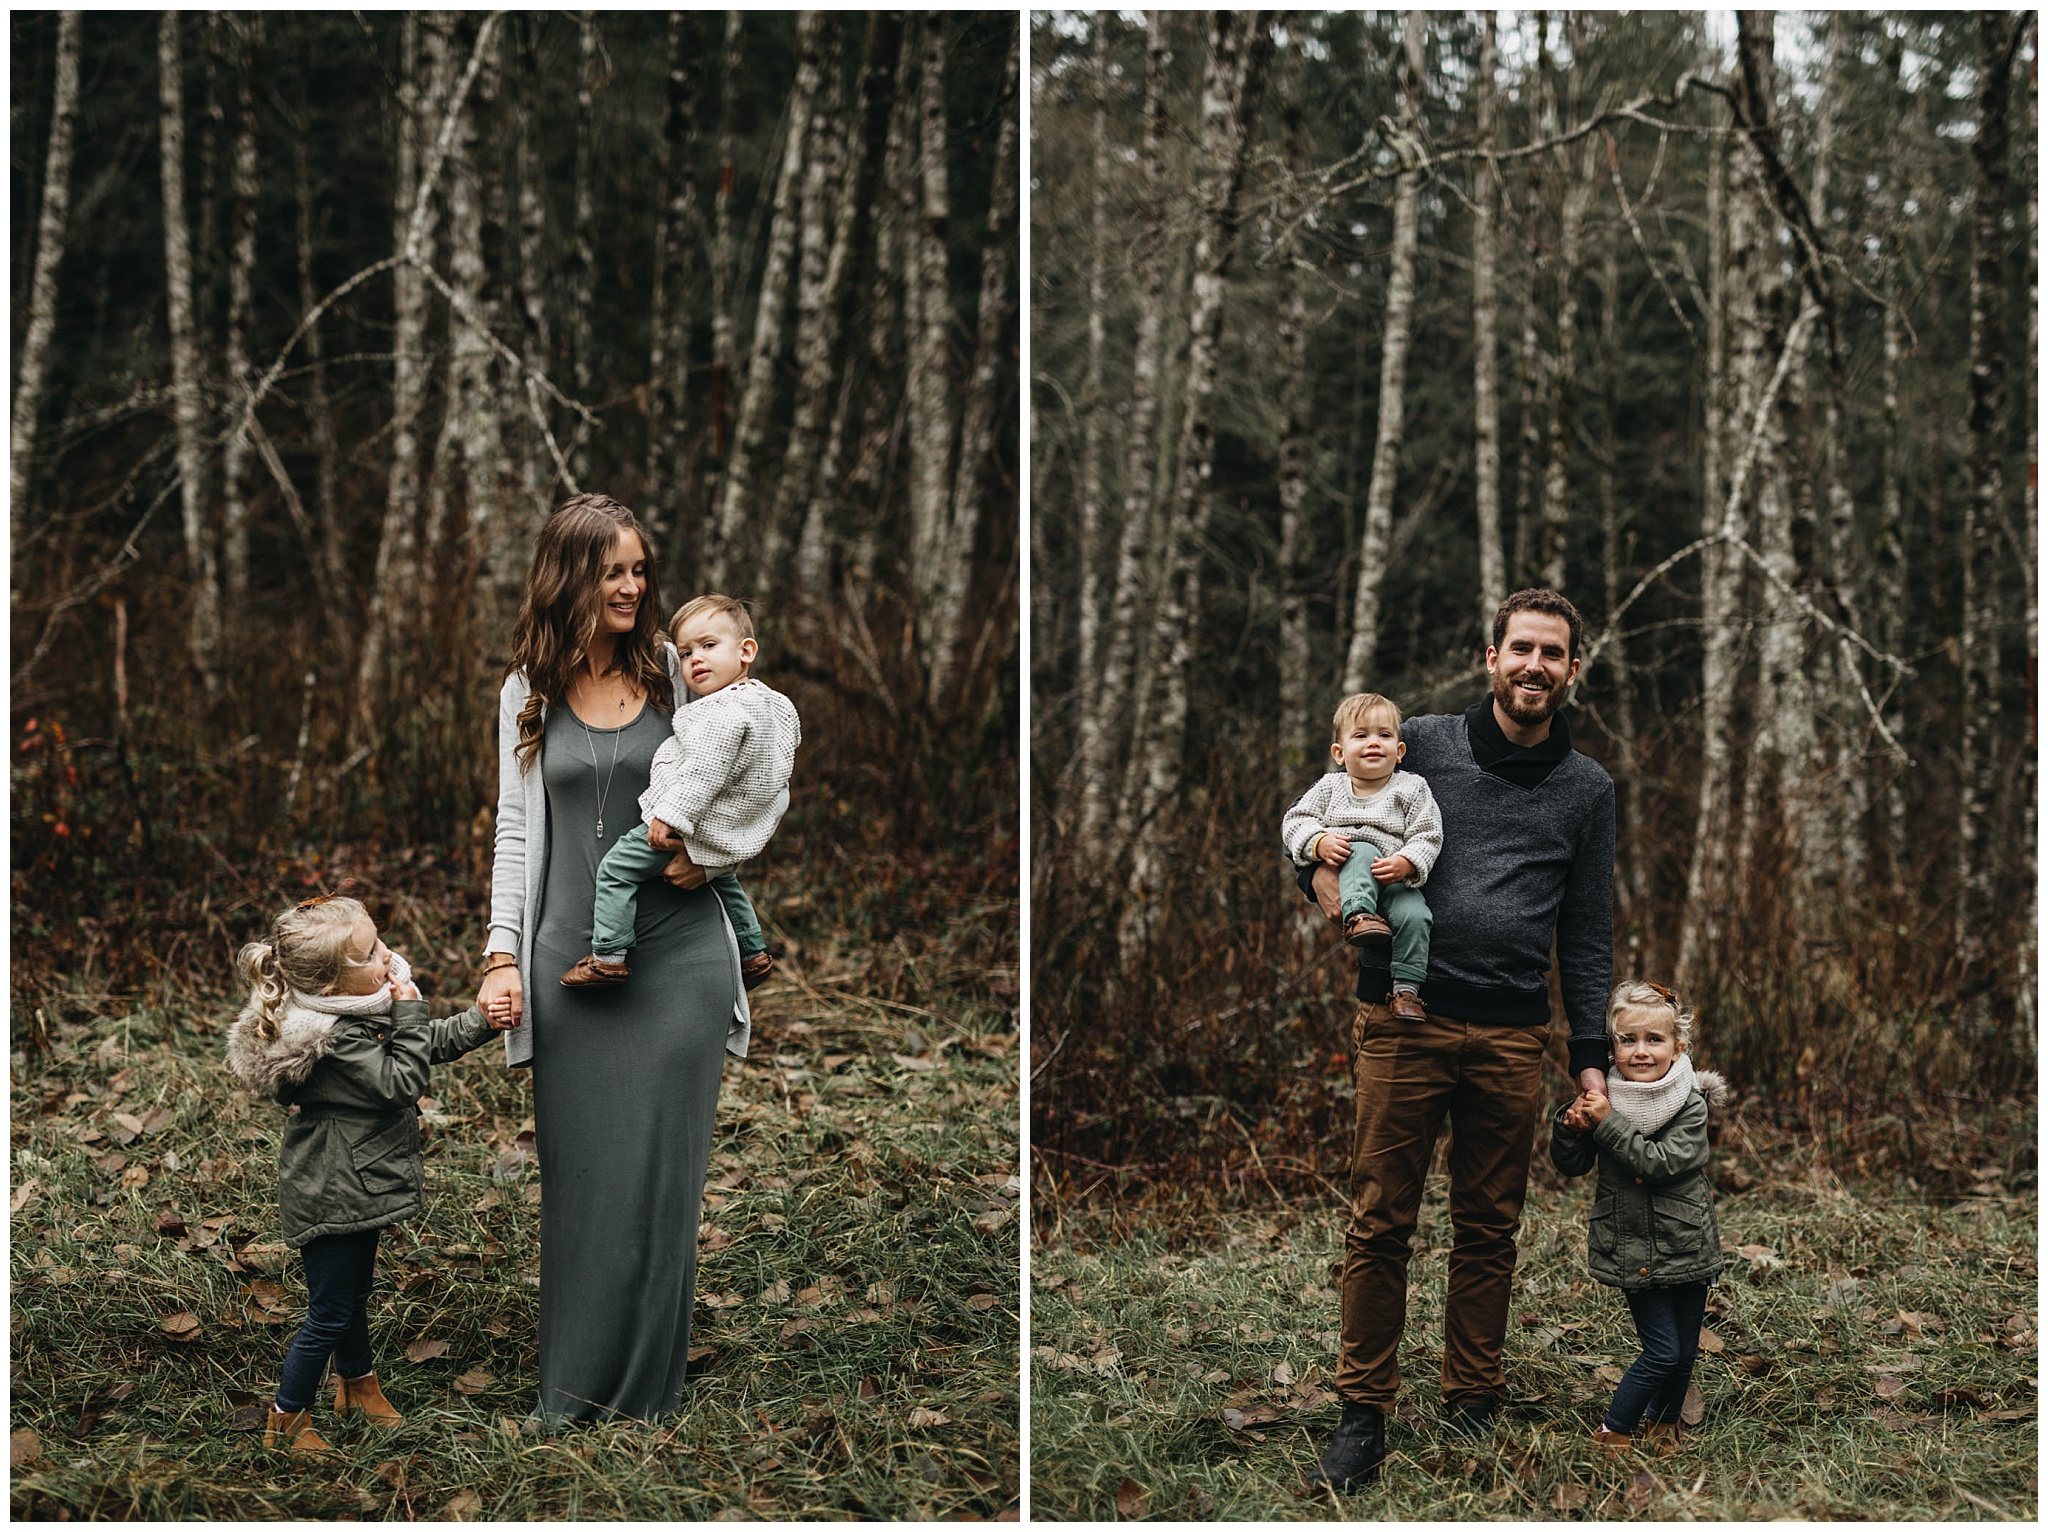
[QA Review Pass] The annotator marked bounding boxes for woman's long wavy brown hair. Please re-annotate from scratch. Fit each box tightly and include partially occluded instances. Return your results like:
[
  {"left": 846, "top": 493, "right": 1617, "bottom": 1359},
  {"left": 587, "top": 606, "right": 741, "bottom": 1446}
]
[{"left": 505, "top": 494, "right": 674, "bottom": 769}]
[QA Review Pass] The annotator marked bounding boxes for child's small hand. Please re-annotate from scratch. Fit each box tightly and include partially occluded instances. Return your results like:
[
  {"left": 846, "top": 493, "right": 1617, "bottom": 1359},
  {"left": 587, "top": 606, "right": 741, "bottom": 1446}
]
[
  {"left": 1579, "top": 1090, "right": 1611, "bottom": 1125},
  {"left": 647, "top": 818, "right": 680, "bottom": 850},
  {"left": 389, "top": 978, "right": 421, "bottom": 1002},
  {"left": 1315, "top": 833, "right": 1353, "bottom": 867},
  {"left": 1370, "top": 853, "right": 1415, "bottom": 884}
]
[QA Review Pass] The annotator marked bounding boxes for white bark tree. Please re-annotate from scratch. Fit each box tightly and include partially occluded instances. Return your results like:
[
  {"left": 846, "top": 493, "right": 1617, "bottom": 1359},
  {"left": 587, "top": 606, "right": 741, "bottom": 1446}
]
[
  {"left": 1469, "top": 10, "right": 1505, "bottom": 637},
  {"left": 710, "top": 10, "right": 823, "bottom": 589},
  {"left": 1339, "top": 11, "right": 1426, "bottom": 694},
  {"left": 11, "top": 10, "right": 82, "bottom": 541},
  {"left": 159, "top": 10, "right": 225, "bottom": 697}
]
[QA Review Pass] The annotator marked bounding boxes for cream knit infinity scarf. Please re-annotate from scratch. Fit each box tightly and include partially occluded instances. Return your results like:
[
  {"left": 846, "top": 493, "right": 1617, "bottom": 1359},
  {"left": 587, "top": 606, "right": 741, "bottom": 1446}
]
[
  {"left": 1604, "top": 1052, "right": 1696, "bottom": 1137},
  {"left": 288, "top": 949, "right": 412, "bottom": 1017}
]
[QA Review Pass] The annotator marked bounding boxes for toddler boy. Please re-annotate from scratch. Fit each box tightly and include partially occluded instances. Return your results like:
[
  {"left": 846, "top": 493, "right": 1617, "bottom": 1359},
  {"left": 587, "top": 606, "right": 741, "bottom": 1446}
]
[
  {"left": 1281, "top": 692, "right": 1441, "bottom": 1020},
  {"left": 560, "top": 594, "right": 800, "bottom": 991}
]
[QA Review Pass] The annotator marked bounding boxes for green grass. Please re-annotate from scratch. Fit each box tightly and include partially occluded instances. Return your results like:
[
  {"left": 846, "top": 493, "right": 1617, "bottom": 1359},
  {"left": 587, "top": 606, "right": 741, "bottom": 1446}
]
[
  {"left": 11, "top": 877, "right": 1019, "bottom": 1519},
  {"left": 1030, "top": 1152, "right": 2037, "bottom": 1521}
]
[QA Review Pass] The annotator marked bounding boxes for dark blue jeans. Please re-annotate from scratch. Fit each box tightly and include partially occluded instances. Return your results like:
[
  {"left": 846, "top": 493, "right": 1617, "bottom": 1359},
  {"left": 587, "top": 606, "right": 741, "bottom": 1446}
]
[
  {"left": 1602, "top": 1282, "right": 1708, "bottom": 1433},
  {"left": 275, "top": 1229, "right": 380, "bottom": 1411}
]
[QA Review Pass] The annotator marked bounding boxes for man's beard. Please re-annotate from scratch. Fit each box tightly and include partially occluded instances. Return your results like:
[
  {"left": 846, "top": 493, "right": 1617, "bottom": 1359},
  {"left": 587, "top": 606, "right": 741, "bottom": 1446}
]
[{"left": 1492, "top": 668, "right": 1561, "bottom": 726}]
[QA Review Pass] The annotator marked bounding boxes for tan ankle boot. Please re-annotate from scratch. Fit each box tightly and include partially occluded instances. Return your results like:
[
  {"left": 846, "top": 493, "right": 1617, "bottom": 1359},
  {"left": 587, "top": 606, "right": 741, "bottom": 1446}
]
[
  {"left": 265, "top": 1405, "right": 337, "bottom": 1457},
  {"left": 1593, "top": 1426, "right": 1632, "bottom": 1456},
  {"left": 333, "top": 1371, "right": 404, "bottom": 1427},
  {"left": 1640, "top": 1421, "right": 1680, "bottom": 1455}
]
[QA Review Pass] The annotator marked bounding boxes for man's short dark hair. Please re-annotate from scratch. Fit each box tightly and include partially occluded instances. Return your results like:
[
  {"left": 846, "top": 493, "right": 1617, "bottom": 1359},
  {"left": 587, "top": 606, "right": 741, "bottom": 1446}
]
[{"left": 1492, "top": 588, "right": 1584, "bottom": 660}]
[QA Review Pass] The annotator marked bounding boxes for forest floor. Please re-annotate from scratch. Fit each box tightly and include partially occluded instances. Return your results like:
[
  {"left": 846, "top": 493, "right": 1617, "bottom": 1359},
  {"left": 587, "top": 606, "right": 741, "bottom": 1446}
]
[
  {"left": 10, "top": 843, "right": 1020, "bottom": 1520},
  {"left": 1031, "top": 1144, "right": 2037, "bottom": 1522}
]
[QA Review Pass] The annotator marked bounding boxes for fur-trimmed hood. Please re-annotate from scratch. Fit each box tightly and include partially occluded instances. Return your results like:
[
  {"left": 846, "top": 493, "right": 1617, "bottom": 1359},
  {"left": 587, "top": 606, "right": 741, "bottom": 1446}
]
[
  {"left": 225, "top": 999, "right": 342, "bottom": 1096},
  {"left": 1694, "top": 1068, "right": 1731, "bottom": 1112}
]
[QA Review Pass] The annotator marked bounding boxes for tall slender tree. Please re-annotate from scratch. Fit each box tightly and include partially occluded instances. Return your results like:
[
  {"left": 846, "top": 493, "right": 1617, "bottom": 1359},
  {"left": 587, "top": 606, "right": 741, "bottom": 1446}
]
[{"left": 11, "top": 10, "right": 82, "bottom": 539}]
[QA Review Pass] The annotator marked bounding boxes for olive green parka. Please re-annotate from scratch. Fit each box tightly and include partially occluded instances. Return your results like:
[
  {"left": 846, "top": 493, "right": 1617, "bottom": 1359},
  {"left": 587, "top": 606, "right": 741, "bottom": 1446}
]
[
  {"left": 227, "top": 995, "right": 495, "bottom": 1246},
  {"left": 1548, "top": 1071, "right": 1728, "bottom": 1291}
]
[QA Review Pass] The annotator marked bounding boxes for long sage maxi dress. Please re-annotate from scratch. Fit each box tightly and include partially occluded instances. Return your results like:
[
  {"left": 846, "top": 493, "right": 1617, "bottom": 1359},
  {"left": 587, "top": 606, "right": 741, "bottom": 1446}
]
[{"left": 528, "top": 701, "right": 739, "bottom": 1423}]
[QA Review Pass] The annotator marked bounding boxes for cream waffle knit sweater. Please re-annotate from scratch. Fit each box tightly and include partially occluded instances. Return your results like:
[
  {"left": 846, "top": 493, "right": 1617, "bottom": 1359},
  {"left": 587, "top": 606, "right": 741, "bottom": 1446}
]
[{"left": 639, "top": 678, "right": 801, "bottom": 870}]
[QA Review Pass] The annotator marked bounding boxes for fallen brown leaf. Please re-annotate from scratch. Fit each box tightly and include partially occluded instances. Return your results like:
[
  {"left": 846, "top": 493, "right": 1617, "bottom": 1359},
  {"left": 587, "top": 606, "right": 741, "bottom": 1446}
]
[
  {"left": 11, "top": 1179, "right": 42, "bottom": 1214},
  {"left": 1115, "top": 1478, "right": 1149, "bottom": 1519},
  {"left": 1696, "top": 1327, "right": 1726, "bottom": 1354},
  {"left": 1550, "top": 1483, "right": 1589, "bottom": 1511},
  {"left": 1680, "top": 1383, "right": 1705, "bottom": 1426},
  {"left": 907, "top": 1406, "right": 951, "bottom": 1428},
  {"left": 1874, "top": 1375, "right": 1909, "bottom": 1399},
  {"left": 11, "top": 1429, "right": 42, "bottom": 1467},
  {"left": 159, "top": 1311, "right": 203, "bottom": 1342},
  {"left": 405, "top": 1338, "right": 450, "bottom": 1363},
  {"left": 442, "top": 1489, "right": 482, "bottom": 1520},
  {"left": 451, "top": 1368, "right": 493, "bottom": 1395},
  {"left": 153, "top": 1209, "right": 187, "bottom": 1237},
  {"left": 966, "top": 1294, "right": 999, "bottom": 1311}
]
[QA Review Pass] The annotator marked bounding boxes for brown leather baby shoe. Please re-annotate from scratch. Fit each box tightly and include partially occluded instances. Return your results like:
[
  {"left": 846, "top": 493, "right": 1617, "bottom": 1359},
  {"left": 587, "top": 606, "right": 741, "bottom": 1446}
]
[
  {"left": 1344, "top": 913, "right": 1393, "bottom": 949},
  {"left": 1388, "top": 991, "right": 1427, "bottom": 1022},
  {"left": 559, "top": 955, "right": 631, "bottom": 987}
]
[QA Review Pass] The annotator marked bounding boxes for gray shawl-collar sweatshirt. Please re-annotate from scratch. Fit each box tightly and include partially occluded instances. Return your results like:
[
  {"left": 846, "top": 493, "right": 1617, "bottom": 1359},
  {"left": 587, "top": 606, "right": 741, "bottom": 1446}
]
[{"left": 1302, "top": 701, "right": 1615, "bottom": 1077}]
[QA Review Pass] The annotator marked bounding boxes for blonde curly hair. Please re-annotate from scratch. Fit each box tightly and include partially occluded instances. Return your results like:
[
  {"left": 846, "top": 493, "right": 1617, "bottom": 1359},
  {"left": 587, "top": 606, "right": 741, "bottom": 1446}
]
[
  {"left": 1607, "top": 978, "right": 1694, "bottom": 1051},
  {"left": 235, "top": 895, "right": 376, "bottom": 1044}
]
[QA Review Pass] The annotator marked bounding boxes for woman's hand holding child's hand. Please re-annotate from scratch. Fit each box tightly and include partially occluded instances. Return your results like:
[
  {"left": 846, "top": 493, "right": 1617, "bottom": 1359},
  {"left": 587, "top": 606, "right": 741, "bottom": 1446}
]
[
  {"left": 482, "top": 994, "right": 519, "bottom": 1031},
  {"left": 1314, "top": 833, "right": 1352, "bottom": 867}
]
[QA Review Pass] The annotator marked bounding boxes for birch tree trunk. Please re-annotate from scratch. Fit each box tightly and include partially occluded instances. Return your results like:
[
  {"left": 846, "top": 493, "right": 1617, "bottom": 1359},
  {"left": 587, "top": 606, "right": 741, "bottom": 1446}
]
[
  {"left": 1675, "top": 92, "right": 1742, "bottom": 990},
  {"left": 1072, "top": 16, "right": 1112, "bottom": 810},
  {"left": 354, "top": 12, "right": 444, "bottom": 737},
  {"left": 221, "top": 13, "right": 262, "bottom": 606},
  {"left": 1598, "top": 231, "right": 1645, "bottom": 925},
  {"left": 1275, "top": 84, "right": 1315, "bottom": 801},
  {"left": 1957, "top": 12, "right": 2016, "bottom": 958},
  {"left": 1537, "top": 84, "right": 1595, "bottom": 594},
  {"left": 646, "top": 11, "right": 704, "bottom": 539},
  {"left": 709, "top": 11, "right": 745, "bottom": 464},
  {"left": 1339, "top": 11, "right": 1425, "bottom": 693},
  {"left": 1727, "top": 14, "right": 1812, "bottom": 899},
  {"left": 1509, "top": 17, "right": 1554, "bottom": 589},
  {"left": 1078, "top": 10, "right": 1171, "bottom": 843},
  {"left": 710, "top": 10, "right": 822, "bottom": 589},
  {"left": 905, "top": 11, "right": 961, "bottom": 682},
  {"left": 1469, "top": 10, "right": 1505, "bottom": 637},
  {"left": 159, "top": 10, "right": 225, "bottom": 698},
  {"left": 800, "top": 12, "right": 907, "bottom": 597},
  {"left": 766, "top": 22, "right": 862, "bottom": 597},
  {"left": 2019, "top": 56, "right": 2037, "bottom": 1041},
  {"left": 1811, "top": 13, "right": 1868, "bottom": 890},
  {"left": 10, "top": 9, "right": 81, "bottom": 540},
  {"left": 293, "top": 134, "right": 348, "bottom": 620},
  {"left": 506, "top": 18, "right": 552, "bottom": 546},
  {"left": 926, "top": 26, "right": 1020, "bottom": 710},
  {"left": 440, "top": 42, "right": 505, "bottom": 632},
  {"left": 566, "top": 12, "right": 600, "bottom": 488},
  {"left": 1121, "top": 10, "right": 1274, "bottom": 946}
]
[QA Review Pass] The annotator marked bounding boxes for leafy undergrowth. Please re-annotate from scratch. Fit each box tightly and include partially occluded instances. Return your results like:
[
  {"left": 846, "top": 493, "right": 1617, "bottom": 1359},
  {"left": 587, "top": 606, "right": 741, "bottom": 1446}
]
[
  {"left": 10, "top": 848, "right": 1020, "bottom": 1520},
  {"left": 1031, "top": 1153, "right": 2037, "bottom": 1521}
]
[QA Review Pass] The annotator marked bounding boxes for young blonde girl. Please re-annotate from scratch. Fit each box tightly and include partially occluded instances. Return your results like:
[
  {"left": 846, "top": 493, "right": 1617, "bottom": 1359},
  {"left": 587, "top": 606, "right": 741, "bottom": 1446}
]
[
  {"left": 226, "top": 895, "right": 511, "bottom": 1455},
  {"left": 1549, "top": 980, "right": 1727, "bottom": 1455}
]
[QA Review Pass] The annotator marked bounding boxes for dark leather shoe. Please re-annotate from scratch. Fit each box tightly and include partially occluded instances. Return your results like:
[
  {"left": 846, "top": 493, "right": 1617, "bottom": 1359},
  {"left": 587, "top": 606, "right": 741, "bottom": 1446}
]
[
  {"left": 559, "top": 955, "right": 630, "bottom": 987},
  {"left": 740, "top": 952, "right": 775, "bottom": 991},
  {"left": 1306, "top": 1401, "right": 1386, "bottom": 1491},
  {"left": 1445, "top": 1399, "right": 1497, "bottom": 1441},
  {"left": 1388, "top": 990, "right": 1427, "bottom": 1023},
  {"left": 1344, "top": 913, "right": 1392, "bottom": 949}
]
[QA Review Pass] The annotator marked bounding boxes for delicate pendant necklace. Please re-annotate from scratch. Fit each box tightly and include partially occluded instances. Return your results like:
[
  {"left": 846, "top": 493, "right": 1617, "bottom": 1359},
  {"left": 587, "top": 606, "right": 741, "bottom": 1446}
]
[{"left": 576, "top": 677, "right": 623, "bottom": 839}]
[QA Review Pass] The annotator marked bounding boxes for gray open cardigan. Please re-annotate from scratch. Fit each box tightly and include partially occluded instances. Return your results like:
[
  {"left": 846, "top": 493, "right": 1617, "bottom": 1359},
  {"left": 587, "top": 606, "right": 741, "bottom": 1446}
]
[{"left": 487, "top": 644, "right": 752, "bottom": 1068}]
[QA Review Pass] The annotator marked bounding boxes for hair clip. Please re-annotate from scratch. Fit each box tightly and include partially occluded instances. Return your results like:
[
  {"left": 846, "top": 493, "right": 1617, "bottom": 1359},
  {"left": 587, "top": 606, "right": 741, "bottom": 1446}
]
[
  {"left": 294, "top": 893, "right": 336, "bottom": 910},
  {"left": 1645, "top": 980, "right": 1677, "bottom": 1003}
]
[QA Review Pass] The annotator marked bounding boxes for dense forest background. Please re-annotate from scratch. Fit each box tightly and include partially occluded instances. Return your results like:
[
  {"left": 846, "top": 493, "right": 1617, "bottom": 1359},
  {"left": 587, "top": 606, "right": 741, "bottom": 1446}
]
[
  {"left": 1030, "top": 11, "right": 2036, "bottom": 1186},
  {"left": 11, "top": 10, "right": 1020, "bottom": 1016}
]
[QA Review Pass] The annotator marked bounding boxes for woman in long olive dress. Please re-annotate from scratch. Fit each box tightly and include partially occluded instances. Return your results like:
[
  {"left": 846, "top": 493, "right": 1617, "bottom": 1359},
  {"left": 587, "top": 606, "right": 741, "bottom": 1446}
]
[{"left": 476, "top": 493, "right": 750, "bottom": 1424}]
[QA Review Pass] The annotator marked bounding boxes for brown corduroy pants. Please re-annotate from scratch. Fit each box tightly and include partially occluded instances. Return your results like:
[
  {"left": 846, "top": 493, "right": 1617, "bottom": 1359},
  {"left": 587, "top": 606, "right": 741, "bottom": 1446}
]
[{"left": 1336, "top": 1000, "right": 1548, "bottom": 1410}]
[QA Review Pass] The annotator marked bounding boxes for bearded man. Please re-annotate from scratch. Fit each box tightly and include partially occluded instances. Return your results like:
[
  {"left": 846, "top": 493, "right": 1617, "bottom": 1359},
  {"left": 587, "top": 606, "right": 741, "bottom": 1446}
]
[{"left": 1299, "top": 588, "right": 1616, "bottom": 1489}]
